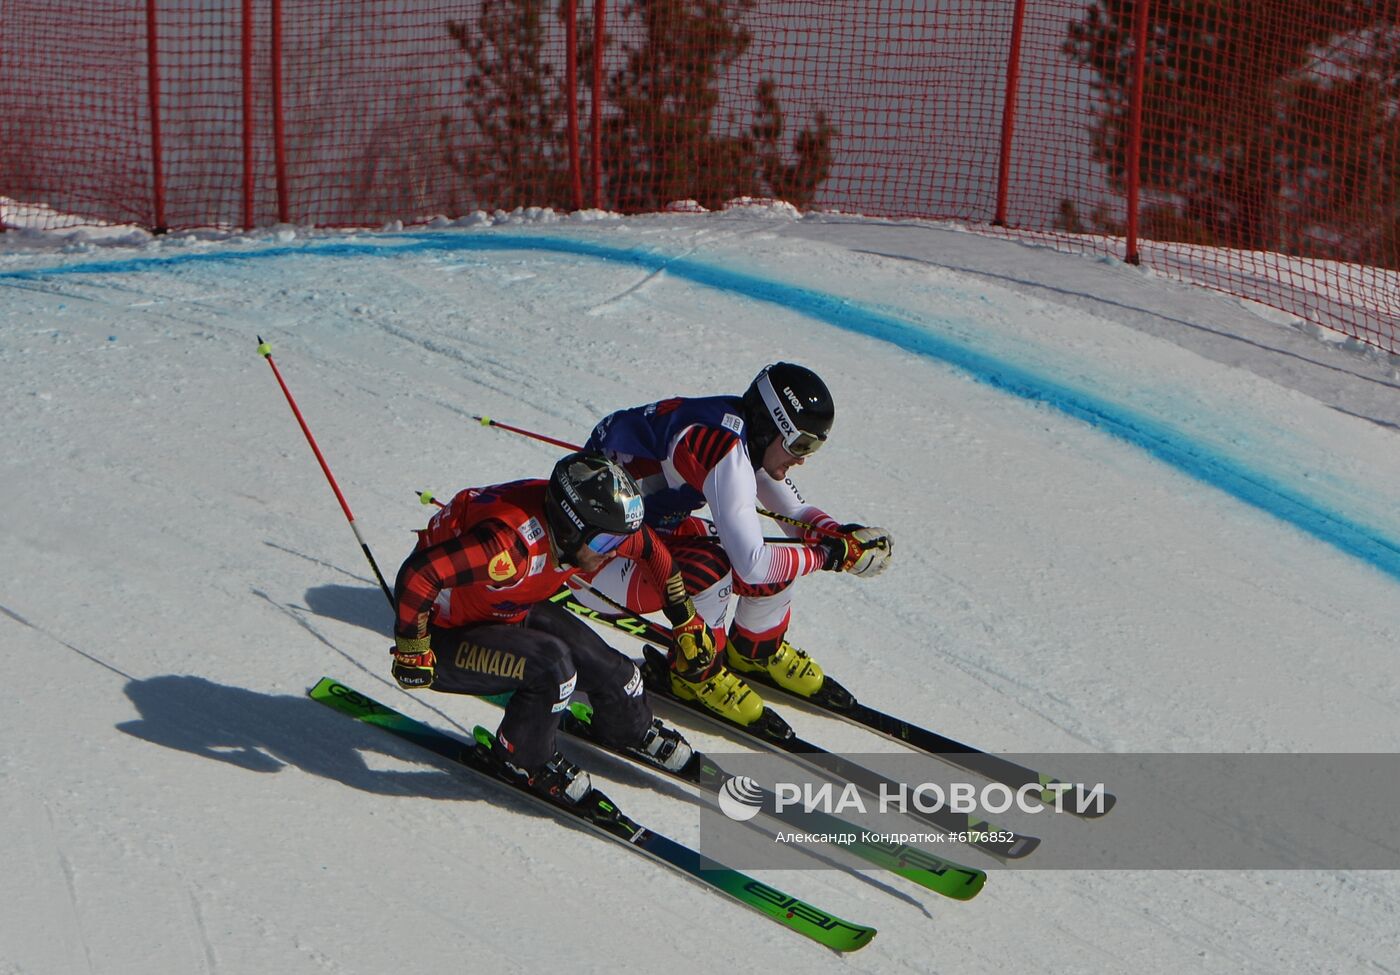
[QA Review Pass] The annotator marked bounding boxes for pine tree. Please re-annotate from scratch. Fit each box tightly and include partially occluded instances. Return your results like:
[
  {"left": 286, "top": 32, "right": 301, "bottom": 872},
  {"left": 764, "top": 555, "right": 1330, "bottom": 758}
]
[
  {"left": 752, "top": 78, "right": 836, "bottom": 209},
  {"left": 443, "top": 0, "right": 836, "bottom": 214},
  {"left": 597, "top": 0, "right": 835, "bottom": 211},
  {"left": 446, "top": 0, "right": 573, "bottom": 211},
  {"left": 1063, "top": 0, "right": 1399, "bottom": 266}
]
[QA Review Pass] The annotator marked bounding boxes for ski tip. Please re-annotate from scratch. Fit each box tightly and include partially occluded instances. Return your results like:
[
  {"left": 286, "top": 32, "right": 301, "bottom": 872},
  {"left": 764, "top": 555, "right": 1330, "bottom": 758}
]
[
  {"left": 896, "top": 863, "right": 987, "bottom": 901},
  {"left": 839, "top": 926, "right": 878, "bottom": 952},
  {"left": 955, "top": 871, "right": 987, "bottom": 901}
]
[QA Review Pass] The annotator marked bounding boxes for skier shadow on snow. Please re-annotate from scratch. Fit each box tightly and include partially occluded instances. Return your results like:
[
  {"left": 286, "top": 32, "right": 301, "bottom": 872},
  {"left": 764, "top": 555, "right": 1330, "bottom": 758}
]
[
  {"left": 303, "top": 582, "right": 389, "bottom": 636},
  {"left": 115, "top": 674, "right": 536, "bottom": 812}
]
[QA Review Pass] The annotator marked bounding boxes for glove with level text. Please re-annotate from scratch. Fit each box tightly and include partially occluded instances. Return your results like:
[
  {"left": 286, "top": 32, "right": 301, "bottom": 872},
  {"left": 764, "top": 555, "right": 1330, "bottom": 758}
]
[{"left": 390, "top": 634, "right": 436, "bottom": 689}]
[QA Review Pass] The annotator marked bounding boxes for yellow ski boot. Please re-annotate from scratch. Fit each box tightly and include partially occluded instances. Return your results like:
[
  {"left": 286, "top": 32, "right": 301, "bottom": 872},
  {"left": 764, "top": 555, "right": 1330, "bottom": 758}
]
[
  {"left": 728, "top": 640, "right": 826, "bottom": 698},
  {"left": 670, "top": 666, "right": 765, "bottom": 727}
]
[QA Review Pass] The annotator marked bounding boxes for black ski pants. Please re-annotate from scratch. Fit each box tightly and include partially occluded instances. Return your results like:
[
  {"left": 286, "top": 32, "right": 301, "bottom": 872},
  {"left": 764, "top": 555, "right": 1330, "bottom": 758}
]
[{"left": 428, "top": 600, "right": 651, "bottom": 771}]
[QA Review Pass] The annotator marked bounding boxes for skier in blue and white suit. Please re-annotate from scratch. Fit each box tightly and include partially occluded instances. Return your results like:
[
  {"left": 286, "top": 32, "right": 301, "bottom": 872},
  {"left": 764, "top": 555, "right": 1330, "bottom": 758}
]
[{"left": 577, "top": 362, "right": 893, "bottom": 726}]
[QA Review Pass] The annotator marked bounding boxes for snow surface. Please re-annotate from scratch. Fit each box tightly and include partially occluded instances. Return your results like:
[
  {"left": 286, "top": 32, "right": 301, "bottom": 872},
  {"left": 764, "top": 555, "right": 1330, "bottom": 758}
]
[{"left": 2, "top": 206, "right": 1399, "bottom": 973}]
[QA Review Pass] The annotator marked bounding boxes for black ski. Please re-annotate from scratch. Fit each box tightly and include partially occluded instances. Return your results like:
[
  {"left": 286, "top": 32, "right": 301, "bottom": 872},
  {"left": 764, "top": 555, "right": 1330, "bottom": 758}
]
[
  {"left": 550, "top": 592, "right": 1040, "bottom": 856},
  {"left": 479, "top": 595, "right": 1038, "bottom": 858},
  {"left": 550, "top": 589, "right": 1114, "bottom": 818},
  {"left": 723, "top": 655, "right": 1116, "bottom": 818},
  {"left": 551, "top": 592, "right": 1042, "bottom": 854},
  {"left": 638, "top": 645, "right": 1042, "bottom": 860}
]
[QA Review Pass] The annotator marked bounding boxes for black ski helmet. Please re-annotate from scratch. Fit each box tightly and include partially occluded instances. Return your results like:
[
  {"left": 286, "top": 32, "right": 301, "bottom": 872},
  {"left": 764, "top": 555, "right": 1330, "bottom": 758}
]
[
  {"left": 741, "top": 362, "right": 834, "bottom": 464},
  {"left": 544, "top": 451, "right": 646, "bottom": 557}
]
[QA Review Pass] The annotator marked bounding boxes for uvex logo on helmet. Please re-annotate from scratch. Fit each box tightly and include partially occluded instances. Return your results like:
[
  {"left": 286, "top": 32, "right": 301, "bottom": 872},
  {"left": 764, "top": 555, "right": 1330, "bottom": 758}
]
[
  {"left": 770, "top": 404, "right": 797, "bottom": 438},
  {"left": 782, "top": 386, "right": 804, "bottom": 412}
]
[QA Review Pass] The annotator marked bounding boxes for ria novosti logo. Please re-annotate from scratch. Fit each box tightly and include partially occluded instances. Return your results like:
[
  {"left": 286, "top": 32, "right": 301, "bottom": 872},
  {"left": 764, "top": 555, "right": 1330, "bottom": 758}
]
[
  {"left": 720, "top": 777, "right": 1109, "bottom": 819},
  {"left": 717, "top": 776, "right": 765, "bottom": 821}
]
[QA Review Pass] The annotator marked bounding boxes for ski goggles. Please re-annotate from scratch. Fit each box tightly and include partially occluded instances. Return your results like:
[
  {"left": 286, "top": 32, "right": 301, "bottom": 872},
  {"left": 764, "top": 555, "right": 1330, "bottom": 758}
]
[
  {"left": 779, "top": 427, "right": 826, "bottom": 458},
  {"left": 583, "top": 529, "right": 631, "bottom": 555}
]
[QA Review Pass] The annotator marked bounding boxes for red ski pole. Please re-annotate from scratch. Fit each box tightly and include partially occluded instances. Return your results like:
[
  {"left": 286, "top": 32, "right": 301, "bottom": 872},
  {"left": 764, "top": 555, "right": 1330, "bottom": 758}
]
[
  {"left": 473, "top": 414, "right": 841, "bottom": 538},
  {"left": 258, "top": 337, "right": 393, "bottom": 605},
  {"left": 473, "top": 414, "right": 581, "bottom": 451}
]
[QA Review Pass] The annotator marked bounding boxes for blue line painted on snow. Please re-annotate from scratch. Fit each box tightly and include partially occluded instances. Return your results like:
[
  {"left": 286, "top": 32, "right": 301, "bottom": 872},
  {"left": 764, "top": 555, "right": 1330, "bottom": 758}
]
[{"left": 6, "top": 230, "right": 1399, "bottom": 582}]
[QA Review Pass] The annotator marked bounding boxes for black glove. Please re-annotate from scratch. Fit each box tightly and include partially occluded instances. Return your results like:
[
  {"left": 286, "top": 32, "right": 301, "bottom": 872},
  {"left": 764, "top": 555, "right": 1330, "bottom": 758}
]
[
  {"left": 390, "top": 635, "right": 436, "bottom": 689},
  {"left": 817, "top": 533, "right": 851, "bottom": 571}
]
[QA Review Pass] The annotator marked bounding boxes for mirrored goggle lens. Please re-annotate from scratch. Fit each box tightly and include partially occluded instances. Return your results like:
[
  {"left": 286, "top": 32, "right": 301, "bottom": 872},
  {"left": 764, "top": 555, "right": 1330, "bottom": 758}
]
[
  {"left": 783, "top": 429, "right": 826, "bottom": 457},
  {"left": 584, "top": 530, "right": 630, "bottom": 554}
]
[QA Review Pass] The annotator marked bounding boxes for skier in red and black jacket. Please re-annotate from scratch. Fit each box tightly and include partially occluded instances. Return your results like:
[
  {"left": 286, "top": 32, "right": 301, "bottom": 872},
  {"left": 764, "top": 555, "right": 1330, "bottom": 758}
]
[{"left": 389, "top": 452, "right": 719, "bottom": 805}]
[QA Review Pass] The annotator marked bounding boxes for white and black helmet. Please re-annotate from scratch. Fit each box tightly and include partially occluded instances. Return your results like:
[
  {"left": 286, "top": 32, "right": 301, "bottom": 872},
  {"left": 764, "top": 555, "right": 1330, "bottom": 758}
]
[
  {"left": 543, "top": 452, "right": 646, "bottom": 557},
  {"left": 741, "top": 362, "right": 834, "bottom": 463}
]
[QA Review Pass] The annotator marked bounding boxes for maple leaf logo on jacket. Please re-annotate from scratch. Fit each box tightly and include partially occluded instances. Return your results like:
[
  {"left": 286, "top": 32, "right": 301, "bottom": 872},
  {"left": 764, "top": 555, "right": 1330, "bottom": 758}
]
[{"left": 488, "top": 550, "right": 516, "bottom": 582}]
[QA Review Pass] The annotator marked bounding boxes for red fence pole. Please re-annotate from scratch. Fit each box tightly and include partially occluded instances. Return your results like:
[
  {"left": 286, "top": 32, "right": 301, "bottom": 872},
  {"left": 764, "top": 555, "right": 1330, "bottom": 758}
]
[
  {"left": 994, "top": 0, "right": 1028, "bottom": 227},
  {"left": 591, "top": 0, "right": 606, "bottom": 209},
  {"left": 145, "top": 0, "right": 167, "bottom": 232},
  {"left": 1125, "top": 0, "right": 1151, "bottom": 265},
  {"left": 241, "top": 0, "right": 256, "bottom": 230},
  {"left": 271, "top": 0, "right": 289, "bottom": 223},
  {"left": 566, "top": 0, "right": 582, "bottom": 211}
]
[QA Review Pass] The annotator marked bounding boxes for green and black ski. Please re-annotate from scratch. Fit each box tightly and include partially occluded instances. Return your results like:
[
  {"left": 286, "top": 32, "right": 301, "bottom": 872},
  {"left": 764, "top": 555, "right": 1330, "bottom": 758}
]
[
  {"left": 309, "top": 677, "right": 877, "bottom": 953},
  {"left": 537, "top": 698, "right": 986, "bottom": 900}
]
